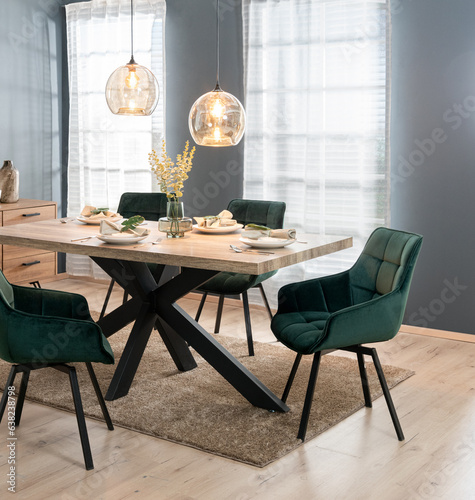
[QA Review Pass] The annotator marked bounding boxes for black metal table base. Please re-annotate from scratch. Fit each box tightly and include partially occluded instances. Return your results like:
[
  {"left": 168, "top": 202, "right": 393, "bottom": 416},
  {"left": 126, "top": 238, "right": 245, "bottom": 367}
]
[{"left": 91, "top": 257, "right": 288, "bottom": 412}]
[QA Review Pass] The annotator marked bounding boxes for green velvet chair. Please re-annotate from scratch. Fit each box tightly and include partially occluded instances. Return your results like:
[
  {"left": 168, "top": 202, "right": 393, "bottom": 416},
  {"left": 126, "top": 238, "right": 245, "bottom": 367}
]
[
  {"left": 100, "top": 192, "right": 168, "bottom": 318},
  {"left": 0, "top": 271, "right": 115, "bottom": 470},
  {"left": 271, "top": 227, "right": 423, "bottom": 441},
  {"left": 195, "top": 199, "right": 286, "bottom": 356}
]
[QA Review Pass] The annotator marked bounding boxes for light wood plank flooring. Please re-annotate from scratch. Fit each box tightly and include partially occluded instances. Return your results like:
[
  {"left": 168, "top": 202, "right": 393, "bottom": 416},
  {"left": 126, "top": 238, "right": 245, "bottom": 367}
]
[{"left": 1, "top": 278, "right": 475, "bottom": 499}]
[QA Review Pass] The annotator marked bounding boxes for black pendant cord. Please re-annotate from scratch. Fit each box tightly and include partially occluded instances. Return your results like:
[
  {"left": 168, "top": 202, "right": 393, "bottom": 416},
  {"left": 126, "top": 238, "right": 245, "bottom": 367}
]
[
  {"left": 130, "top": 0, "right": 135, "bottom": 64},
  {"left": 215, "top": 0, "right": 221, "bottom": 90}
]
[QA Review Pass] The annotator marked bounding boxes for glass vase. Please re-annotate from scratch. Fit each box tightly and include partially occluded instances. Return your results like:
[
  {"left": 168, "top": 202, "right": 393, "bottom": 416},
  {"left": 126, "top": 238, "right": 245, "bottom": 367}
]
[{"left": 158, "top": 201, "right": 192, "bottom": 238}]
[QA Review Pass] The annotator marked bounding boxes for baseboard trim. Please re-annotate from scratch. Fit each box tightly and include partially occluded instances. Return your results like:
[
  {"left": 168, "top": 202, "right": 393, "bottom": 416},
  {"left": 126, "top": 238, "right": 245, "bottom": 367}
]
[{"left": 400, "top": 324, "right": 475, "bottom": 343}]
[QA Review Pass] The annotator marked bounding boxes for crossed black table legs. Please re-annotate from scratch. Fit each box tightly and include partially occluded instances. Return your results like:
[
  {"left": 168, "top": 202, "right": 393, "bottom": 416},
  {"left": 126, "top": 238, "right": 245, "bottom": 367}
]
[{"left": 92, "top": 257, "right": 289, "bottom": 412}]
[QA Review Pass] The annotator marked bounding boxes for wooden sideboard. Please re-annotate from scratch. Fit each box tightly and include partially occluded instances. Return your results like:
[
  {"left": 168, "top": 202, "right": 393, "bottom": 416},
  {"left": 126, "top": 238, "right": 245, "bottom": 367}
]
[{"left": 0, "top": 199, "right": 57, "bottom": 284}]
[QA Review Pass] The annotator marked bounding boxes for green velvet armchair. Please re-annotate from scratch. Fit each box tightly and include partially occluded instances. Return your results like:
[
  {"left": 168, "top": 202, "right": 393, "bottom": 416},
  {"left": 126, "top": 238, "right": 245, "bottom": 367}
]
[
  {"left": 0, "top": 272, "right": 114, "bottom": 470},
  {"left": 100, "top": 192, "right": 168, "bottom": 318},
  {"left": 195, "top": 199, "right": 286, "bottom": 356},
  {"left": 271, "top": 227, "right": 423, "bottom": 441}
]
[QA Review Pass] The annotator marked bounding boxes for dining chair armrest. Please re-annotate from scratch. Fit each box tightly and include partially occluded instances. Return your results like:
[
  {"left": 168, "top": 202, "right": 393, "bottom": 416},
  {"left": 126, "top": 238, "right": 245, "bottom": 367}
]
[
  {"left": 12, "top": 285, "right": 94, "bottom": 321},
  {"left": 6, "top": 308, "right": 114, "bottom": 365},
  {"left": 276, "top": 270, "right": 352, "bottom": 314},
  {"left": 315, "top": 290, "right": 405, "bottom": 351}
]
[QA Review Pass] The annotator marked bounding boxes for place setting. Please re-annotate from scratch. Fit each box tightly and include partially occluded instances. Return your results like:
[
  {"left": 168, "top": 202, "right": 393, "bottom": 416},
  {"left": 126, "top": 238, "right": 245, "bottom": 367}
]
[
  {"left": 192, "top": 208, "right": 300, "bottom": 253},
  {"left": 76, "top": 205, "right": 122, "bottom": 225}
]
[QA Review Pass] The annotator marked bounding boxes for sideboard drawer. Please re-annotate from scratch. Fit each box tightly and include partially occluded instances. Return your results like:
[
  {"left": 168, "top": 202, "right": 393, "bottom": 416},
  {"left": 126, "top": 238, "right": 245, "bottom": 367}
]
[
  {"left": 3, "top": 244, "right": 46, "bottom": 261},
  {"left": 3, "top": 205, "right": 56, "bottom": 226},
  {"left": 0, "top": 199, "right": 58, "bottom": 284},
  {"left": 2, "top": 252, "right": 56, "bottom": 284}
]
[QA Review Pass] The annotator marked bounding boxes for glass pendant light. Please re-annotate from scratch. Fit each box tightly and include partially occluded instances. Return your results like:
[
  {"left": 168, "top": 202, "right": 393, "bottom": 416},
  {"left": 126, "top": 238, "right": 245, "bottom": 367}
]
[
  {"left": 188, "top": 0, "right": 246, "bottom": 147},
  {"left": 105, "top": 0, "right": 159, "bottom": 116}
]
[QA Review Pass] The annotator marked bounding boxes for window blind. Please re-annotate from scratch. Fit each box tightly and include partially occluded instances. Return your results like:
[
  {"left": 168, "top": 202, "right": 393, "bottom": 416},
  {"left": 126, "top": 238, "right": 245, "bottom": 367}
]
[
  {"left": 243, "top": 0, "right": 390, "bottom": 302},
  {"left": 65, "top": 0, "right": 165, "bottom": 277}
]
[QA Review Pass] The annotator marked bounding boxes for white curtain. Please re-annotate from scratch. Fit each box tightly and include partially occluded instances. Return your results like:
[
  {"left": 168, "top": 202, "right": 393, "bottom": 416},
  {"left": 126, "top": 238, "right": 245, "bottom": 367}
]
[
  {"left": 243, "top": 0, "right": 390, "bottom": 303},
  {"left": 65, "top": 0, "right": 166, "bottom": 277}
]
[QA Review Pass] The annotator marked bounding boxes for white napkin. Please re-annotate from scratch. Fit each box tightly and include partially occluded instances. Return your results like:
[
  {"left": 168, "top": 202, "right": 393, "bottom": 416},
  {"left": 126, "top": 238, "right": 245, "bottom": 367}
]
[
  {"left": 81, "top": 205, "right": 120, "bottom": 219},
  {"left": 242, "top": 228, "right": 297, "bottom": 240},
  {"left": 194, "top": 209, "right": 237, "bottom": 228},
  {"left": 100, "top": 220, "right": 150, "bottom": 237}
]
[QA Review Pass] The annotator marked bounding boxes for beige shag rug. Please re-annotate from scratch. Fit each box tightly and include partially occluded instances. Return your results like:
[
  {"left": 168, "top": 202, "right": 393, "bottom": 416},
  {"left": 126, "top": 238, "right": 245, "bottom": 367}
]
[{"left": 0, "top": 319, "right": 413, "bottom": 467}]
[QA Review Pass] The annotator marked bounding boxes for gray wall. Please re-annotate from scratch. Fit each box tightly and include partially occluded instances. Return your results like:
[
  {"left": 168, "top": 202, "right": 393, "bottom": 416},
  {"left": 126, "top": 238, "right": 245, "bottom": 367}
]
[
  {"left": 166, "top": 0, "right": 245, "bottom": 216},
  {"left": 391, "top": 0, "right": 475, "bottom": 333},
  {"left": 0, "top": 0, "right": 65, "bottom": 212}
]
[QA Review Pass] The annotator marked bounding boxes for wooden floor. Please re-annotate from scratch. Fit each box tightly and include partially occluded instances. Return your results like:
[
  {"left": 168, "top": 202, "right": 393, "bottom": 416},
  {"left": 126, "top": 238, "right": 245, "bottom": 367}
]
[{"left": 1, "top": 278, "right": 475, "bottom": 499}]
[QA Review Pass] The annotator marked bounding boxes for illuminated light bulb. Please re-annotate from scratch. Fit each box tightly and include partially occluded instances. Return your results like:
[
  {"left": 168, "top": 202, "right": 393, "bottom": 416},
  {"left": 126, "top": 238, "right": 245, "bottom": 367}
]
[
  {"left": 189, "top": 89, "right": 246, "bottom": 147},
  {"left": 125, "top": 68, "right": 139, "bottom": 89},
  {"left": 211, "top": 99, "right": 224, "bottom": 118},
  {"left": 128, "top": 100, "right": 136, "bottom": 109}
]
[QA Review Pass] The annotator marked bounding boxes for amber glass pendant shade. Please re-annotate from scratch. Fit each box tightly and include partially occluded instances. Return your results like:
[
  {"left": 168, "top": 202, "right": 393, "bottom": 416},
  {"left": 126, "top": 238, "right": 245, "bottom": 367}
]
[
  {"left": 105, "top": 0, "right": 159, "bottom": 116},
  {"left": 189, "top": 86, "right": 246, "bottom": 147},
  {"left": 106, "top": 59, "right": 159, "bottom": 116},
  {"left": 188, "top": 0, "right": 245, "bottom": 147}
]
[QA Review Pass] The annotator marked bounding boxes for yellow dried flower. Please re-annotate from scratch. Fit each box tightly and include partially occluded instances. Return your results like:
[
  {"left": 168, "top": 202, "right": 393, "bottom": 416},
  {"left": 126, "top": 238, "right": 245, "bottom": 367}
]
[{"left": 148, "top": 140, "right": 196, "bottom": 200}]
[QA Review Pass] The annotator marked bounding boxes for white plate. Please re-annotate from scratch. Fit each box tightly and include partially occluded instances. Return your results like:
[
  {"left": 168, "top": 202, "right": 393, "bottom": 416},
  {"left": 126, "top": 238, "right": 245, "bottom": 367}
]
[
  {"left": 97, "top": 234, "right": 148, "bottom": 245},
  {"left": 77, "top": 215, "right": 122, "bottom": 225},
  {"left": 239, "top": 236, "right": 296, "bottom": 249},
  {"left": 193, "top": 223, "right": 243, "bottom": 234}
]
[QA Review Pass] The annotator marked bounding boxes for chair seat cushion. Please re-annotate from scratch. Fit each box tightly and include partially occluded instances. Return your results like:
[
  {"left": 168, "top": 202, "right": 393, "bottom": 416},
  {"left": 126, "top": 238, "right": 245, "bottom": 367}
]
[
  {"left": 198, "top": 270, "right": 277, "bottom": 295},
  {"left": 271, "top": 311, "right": 331, "bottom": 354}
]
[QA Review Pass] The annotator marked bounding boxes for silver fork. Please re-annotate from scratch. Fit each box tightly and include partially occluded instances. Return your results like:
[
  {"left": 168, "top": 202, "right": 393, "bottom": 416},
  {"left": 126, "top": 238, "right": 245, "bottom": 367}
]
[{"left": 230, "top": 244, "right": 274, "bottom": 255}]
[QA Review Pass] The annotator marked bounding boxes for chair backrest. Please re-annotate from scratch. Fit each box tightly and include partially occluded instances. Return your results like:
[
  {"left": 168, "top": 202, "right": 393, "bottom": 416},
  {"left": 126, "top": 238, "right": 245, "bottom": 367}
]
[
  {"left": 118, "top": 192, "right": 168, "bottom": 221},
  {"left": 349, "top": 227, "right": 423, "bottom": 305},
  {"left": 226, "top": 199, "right": 286, "bottom": 229},
  {"left": 0, "top": 271, "right": 14, "bottom": 362}
]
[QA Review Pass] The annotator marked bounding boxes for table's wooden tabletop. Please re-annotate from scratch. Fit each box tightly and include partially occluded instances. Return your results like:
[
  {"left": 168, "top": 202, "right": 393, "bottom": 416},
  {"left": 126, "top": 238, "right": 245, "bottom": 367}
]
[{"left": 0, "top": 219, "right": 353, "bottom": 274}]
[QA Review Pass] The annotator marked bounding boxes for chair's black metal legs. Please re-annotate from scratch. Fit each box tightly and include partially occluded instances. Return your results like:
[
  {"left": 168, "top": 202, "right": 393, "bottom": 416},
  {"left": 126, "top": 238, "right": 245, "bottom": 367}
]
[
  {"left": 65, "top": 366, "right": 94, "bottom": 470},
  {"left": 282, "top": 346, "right": 404, "bottom": 442},
  {"left": 85, "top": 363, "right": 114, "bottom": 431},
  {"left": 298, "top": 351, "right": 322, "bottom": 441},
  {"left": 15, "top": 370, "right": 30, "bottom": 426},
  {"left": 1, "top": 363, "right": 114, "bottom": 471},
  {"left": 343, "top": 345, "right": 405, "bottom": 441},
  {"left": 100, "top": 279, "right": 116, "bottom": 320},
  {"left": 195, "top": 292, "right": 208, "bottom": 322},
  {"left": 196, "top": 285, "right": 271, "bottom": 357},
  {"left": 0, "top": 366, "right": 18, "bottom": 423},
  {"left": 282, "top": 353, "right": 302, "bottom": 403},
  {"left": 0, "top": 366, "right": 30, "bottom": 426},
  {"left": 357, "top": 350, "right": 372, "bottom": 408},
  {"left": 369, "top": 348, "right": 405, "bottom": 441},
  {"left": 214, "top": 295, "right": 225, "bottom": 334},
  {"left": 257, "top": 283, "right": 273, "bottom": 320},
  {"left": 241, "top": 291, "right": 255, "bottom": 356}
]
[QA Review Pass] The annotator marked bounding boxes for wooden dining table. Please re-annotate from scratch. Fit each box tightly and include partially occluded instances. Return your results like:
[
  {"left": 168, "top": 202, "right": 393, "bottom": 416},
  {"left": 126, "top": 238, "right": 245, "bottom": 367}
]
[{"left": 0, "top": 219, "right": 352, "bottom": 412}]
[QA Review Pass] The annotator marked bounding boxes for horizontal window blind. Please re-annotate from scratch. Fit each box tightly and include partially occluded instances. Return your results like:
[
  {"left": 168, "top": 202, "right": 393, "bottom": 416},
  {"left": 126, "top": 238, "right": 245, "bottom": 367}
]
[
  {"left": 243, "top": 0, "right": 390, "bottom": 305},
  {"left": 65, "top": 0, "right": 165, "bottom": 278}
]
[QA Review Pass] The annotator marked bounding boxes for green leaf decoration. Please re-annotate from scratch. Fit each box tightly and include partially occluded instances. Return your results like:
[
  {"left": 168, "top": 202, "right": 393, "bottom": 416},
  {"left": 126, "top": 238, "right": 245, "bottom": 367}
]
[
  {"left": 120, "top": 215, "right": 145, "bottom": 232},
  {"left": 245, "top": 223, "right": 271, "bottom": 231},
  {"left": 91, "top": 207, "right": 109, "bottom": 215}
]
